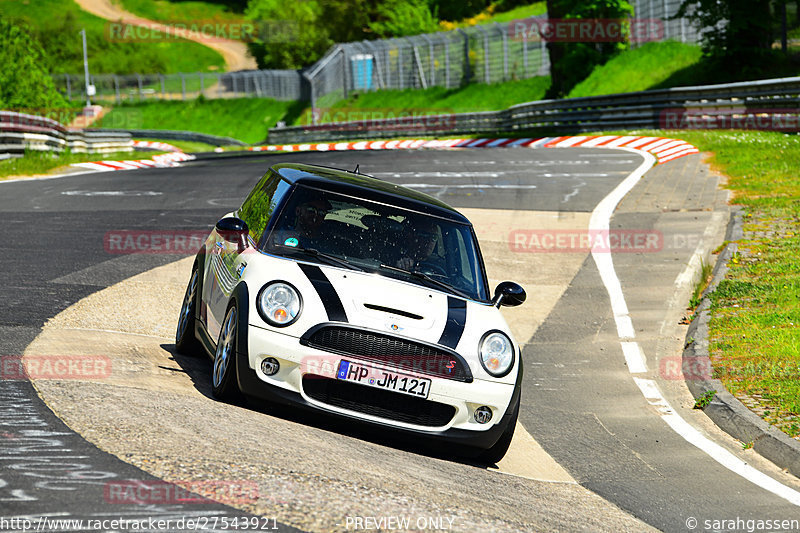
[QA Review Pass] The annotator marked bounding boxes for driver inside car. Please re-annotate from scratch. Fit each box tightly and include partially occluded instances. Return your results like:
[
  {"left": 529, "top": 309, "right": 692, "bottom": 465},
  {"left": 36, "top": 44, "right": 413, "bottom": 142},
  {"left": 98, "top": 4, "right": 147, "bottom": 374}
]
[
  {"left": 272, "top": 195, "right": 332, "bottom": 250},
  {"left": 395, "top": 218, "right": 441, "bottom": 272}
]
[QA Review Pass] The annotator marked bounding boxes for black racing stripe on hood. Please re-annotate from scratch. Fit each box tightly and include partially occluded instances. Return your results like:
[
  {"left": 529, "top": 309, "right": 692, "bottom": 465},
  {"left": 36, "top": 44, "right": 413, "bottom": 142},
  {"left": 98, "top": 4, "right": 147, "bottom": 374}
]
[
  {"left": 438, "top": 296, "right": 466, "bottom": 349},
  {"left": 298, "top": 263, "right": 348, "bottom": 322}
]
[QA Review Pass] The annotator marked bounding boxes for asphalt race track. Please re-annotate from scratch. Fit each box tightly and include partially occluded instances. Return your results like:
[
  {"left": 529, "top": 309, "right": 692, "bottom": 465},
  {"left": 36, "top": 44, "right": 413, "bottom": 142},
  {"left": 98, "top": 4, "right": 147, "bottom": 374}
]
[{"left": 2, "top": 147, "right": 800, "bottom": 532}]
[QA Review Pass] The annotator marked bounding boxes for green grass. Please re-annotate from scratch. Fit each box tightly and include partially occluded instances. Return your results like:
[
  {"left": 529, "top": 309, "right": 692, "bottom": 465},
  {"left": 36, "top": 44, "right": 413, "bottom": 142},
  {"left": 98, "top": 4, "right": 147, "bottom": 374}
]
[
  {"left": 570, "top": 40, "right": 800, "bottom": 99},
  {"left": 487, "top": 2, "right": 547, "bottom": 23},
  {"left": 96, "top": 98, "right": 303, "bottom": 143},
  {"left": 292, "top": 76, "right": 551, "bottom": 126},
  {"left": 118, "top": 0, "right": 245, "bottom": 25},
  {"left": 604, "top": 129, "right": 800, "bottom": 438},
  {"left": 568, "top": 41, "right": 703, "bottom": 98},
  {"left": 689, "top": 259, "right": 713, "bottom": 309},
  {"left": 690, "top": 131, "right": 800, "bottom": 437},
  {"left": 0, "top": 149, "right": 165, "bottom": 179},
  {"left": 0, "top": 0, "right": 225, "bottom": 74},
  {"left": 439, "top": 2, "right": 546, "bottom": 30}
]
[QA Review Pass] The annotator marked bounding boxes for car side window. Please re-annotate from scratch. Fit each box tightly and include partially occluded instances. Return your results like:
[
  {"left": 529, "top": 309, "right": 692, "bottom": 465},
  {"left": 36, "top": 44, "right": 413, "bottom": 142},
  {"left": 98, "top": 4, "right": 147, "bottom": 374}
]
[
  {"left": 452, "top": 229, "right": 475, "bottom": 286},
  {"left": 238, "top": 171, "right": 290, "bottom": 244}
]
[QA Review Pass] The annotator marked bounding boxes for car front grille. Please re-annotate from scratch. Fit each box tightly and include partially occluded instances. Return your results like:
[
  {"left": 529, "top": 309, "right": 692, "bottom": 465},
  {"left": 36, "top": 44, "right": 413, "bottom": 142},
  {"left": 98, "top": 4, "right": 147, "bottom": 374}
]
[
  {"left": 301, "top": 325, "right": 472, "bottom": 382},
  {"left": 302, "top": 375, "right": 456, "bottom": 428}
]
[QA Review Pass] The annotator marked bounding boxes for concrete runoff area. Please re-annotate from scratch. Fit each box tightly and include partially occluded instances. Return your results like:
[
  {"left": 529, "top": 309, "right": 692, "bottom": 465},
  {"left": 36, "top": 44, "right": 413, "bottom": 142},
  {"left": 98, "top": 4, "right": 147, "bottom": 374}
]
[
  {"left": 26, "top": 207, "right": 653, "bottom": 531},
  {"left": 5, "top": 147, "right": 800, "bottom": 531}
]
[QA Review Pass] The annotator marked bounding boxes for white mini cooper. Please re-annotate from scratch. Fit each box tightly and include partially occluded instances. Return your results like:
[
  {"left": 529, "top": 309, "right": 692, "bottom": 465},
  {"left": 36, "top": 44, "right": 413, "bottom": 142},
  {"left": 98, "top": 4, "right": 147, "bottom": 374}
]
[{"left": 176, "top": 163, "right": 526, "bottom": 462}]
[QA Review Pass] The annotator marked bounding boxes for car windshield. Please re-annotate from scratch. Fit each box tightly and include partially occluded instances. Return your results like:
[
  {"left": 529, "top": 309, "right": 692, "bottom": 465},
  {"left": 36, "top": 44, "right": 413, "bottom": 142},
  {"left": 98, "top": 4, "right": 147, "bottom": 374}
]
[{"left": 263, "top": 185, "right": 488, "bottom": 301}]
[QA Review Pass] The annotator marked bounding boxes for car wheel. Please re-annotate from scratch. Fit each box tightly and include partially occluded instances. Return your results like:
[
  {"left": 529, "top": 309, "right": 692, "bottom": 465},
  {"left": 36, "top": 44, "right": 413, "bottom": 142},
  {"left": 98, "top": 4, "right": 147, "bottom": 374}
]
[
  {"left": 212, "top": 304, "right": 241, "bottom": 401},
  {"left": 477, "top": 395, "right": 519, "bottom": 465},
  {"left": 175, "top": 268, "right": 200, "bottom": 354}
]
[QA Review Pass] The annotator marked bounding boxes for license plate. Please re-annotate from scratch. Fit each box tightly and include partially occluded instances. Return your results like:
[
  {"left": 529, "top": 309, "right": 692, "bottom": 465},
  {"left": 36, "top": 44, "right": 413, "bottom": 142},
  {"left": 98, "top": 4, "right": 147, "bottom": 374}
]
[{"left": 336, "top": 360, "right": 431, "bottom": 399}]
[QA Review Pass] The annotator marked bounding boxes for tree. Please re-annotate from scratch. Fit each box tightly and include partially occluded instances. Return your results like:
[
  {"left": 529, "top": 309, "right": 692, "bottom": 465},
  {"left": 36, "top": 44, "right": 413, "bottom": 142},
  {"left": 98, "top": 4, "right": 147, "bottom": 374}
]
[
  {"left": 246, "top": 0, "right": 332, "bottom": 70},
  {"left": 246, "top": 0, "right": 440, "bottom": 69},
  {"left": 368, "top": 0, "right": 438, "bottom": 39},
  {"left": 676, "top": 0, "right": 774, "bottom": 73},
  {"left": 0, "top": 20, "right": 67, "bottom": 110},
  {"left": 428, "top": 0, "right": 490, "bottom": 22},
  {"left": 544, "top": 0, "right": 633, "bottom": 98}
]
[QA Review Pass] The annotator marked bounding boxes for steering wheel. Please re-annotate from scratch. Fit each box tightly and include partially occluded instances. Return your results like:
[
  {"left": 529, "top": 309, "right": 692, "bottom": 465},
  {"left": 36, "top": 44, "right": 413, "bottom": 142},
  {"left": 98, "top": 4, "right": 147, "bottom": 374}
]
[{"left": 415, "top": 261, "right": 448, "bottom": 278}]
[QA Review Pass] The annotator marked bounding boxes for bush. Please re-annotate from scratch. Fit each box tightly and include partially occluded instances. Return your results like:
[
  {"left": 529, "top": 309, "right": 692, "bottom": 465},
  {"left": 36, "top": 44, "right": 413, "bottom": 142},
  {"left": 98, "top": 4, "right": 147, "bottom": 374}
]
[
  {"left": 0, "top": 20, "right": 67, "bottom": 110},
  {"left": 246, "top": 0, "right": 440, "bottom": 69},
  {"left": 369, "top": 0, "right": 438, "bottom": 38}
]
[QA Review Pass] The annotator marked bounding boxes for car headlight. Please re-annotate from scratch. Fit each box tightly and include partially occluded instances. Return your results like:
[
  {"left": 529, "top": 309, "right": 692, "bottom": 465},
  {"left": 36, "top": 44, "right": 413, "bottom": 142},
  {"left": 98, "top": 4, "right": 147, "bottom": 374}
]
[
  {"left": 257, "top": 281, "right": 302, "bottom": 327},
  {"left": 479, "top": 331, "right": 514, "bottom": 377}
]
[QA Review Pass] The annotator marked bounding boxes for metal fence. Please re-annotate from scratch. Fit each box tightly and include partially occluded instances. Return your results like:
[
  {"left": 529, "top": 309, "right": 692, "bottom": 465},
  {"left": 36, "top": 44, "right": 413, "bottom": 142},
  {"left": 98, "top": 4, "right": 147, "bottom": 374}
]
[
  {"left": 0, "top": 111, "right": 133, "bottom": 159},
  {"left": 304, "top": 25, "right": 551, "bottom": 113},
  {"left": 52, "top": 70, "right": 306, "bottom": 104},
  {"left": 52, "top": 3, "right": 700, "bottom": 107},
  {"left": 267, "top": 76, "right": 800, "bottom": 143},
  {"left": 301, "top": 4, "right": 700, "bottom": 112},
  {"left": 631, "top": 0, "right": 702, "bottom": 46}
]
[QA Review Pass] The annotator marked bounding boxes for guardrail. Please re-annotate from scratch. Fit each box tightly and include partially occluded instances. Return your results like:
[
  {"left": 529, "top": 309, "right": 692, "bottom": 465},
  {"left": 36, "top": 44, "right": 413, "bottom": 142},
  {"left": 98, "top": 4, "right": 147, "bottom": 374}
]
[
  {"left": 1, "top": 111, "right": 133, "bottom": 159},
  {"left": 267, "top": 76, "right": 800, "bottom": 144},
  {"left": 90, "top": 128, "right": 248, "bottom": 147},
  {"left": 53, "top": 70, "right": 306, "bottom": 104}
]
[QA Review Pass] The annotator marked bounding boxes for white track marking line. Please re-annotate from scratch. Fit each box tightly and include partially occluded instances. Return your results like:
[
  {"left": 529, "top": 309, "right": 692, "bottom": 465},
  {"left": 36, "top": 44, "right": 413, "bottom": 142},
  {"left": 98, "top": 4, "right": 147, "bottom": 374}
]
[
  {"left": 592, "top": 147, "right": 800, "bottom": 507},
  {"left": 621, "top": 342, "right": 647, "bottom": 373}
]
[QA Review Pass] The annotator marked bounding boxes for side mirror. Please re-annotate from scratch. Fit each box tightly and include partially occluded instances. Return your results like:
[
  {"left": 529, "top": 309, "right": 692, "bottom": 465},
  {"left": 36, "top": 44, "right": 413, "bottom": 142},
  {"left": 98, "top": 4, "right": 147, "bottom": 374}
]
[
  {"left": 492, "top": 281, "right": 526, "bottom": 308},
  {"left": 216, "top": 217, "right": 249, "bottom": 251}
]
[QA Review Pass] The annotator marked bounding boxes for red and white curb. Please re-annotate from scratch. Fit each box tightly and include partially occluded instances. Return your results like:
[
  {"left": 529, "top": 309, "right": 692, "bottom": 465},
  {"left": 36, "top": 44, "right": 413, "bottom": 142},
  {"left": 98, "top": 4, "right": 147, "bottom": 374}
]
[
  {"left": 73, "top": 148, "right": 195, "bottom": 172},
  {"left": 131, "top": 140, "right": 184, "bottom": 153},
  {"left": 248, "top": 135, "right": 699, "bottom": 165},
  {"left": 71, "top": 135, "right": 699, "bottom": 174}
]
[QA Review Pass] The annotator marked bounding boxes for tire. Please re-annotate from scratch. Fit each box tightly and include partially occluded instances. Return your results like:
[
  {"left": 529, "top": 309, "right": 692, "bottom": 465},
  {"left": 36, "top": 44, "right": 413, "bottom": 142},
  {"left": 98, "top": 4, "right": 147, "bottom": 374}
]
[
  {"left": 477, "top": 396, "right": 519, "bottom": 465},
  {"left": 175, "top": 268, "right": 200, "bottom": 354},
  {"left": 211, "top": 304, "right": 241, "bottom": 402}
]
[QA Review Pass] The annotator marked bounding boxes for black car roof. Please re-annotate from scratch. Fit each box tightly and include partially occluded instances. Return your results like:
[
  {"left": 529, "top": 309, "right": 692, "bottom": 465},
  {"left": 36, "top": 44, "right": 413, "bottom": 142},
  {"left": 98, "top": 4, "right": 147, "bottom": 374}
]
[{"left": 273, "top": 163, "right": 470, "bottom": 224}]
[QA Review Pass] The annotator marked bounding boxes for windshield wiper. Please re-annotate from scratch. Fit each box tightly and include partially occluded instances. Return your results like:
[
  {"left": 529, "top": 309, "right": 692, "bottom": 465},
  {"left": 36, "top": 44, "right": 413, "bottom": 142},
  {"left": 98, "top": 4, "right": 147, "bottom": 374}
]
[
  {"left": 295, "top": 246, "right": 364, "bottom": 271},
  {"left": 378, "top": 263, "right": 470, "bottom": 299}
]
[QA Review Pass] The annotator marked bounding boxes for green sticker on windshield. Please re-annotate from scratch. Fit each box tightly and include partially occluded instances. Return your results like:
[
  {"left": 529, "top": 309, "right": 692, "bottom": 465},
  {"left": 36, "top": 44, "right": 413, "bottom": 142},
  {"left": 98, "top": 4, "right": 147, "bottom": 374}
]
[{"left": 284, "top": 237, "right": 299, "bottom": 247}]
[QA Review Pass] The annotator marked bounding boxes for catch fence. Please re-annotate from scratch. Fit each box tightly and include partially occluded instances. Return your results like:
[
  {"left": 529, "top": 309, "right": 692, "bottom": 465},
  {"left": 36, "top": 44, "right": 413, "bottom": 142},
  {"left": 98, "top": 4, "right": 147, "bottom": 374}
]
[
  {"left": 51, "top": 70, "right": 305, "bottom": 104},
  {"left": 53, "top": 3, "right": 700, "bottom": 108}
]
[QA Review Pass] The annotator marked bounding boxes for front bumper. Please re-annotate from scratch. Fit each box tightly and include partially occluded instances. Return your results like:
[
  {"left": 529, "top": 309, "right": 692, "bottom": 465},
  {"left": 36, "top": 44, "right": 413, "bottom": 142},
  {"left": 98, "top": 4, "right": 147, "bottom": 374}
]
[{"left": 236, "top": 323, "right": 520, "bottom": 450}]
